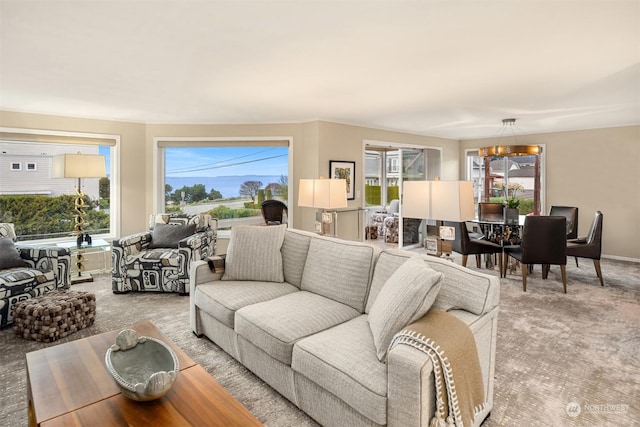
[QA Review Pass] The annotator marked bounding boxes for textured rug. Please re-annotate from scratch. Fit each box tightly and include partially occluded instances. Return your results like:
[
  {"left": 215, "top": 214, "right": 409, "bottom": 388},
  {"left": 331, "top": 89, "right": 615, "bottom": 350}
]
[{"left": 1, "top": 257, "right": 638, "bottom": 427}]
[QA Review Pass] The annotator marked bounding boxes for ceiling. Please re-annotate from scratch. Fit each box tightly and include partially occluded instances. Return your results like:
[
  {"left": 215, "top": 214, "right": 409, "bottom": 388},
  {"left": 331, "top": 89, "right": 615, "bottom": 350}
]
[{"left": 1, "top": 0, "right": 638, "bottom": 140}]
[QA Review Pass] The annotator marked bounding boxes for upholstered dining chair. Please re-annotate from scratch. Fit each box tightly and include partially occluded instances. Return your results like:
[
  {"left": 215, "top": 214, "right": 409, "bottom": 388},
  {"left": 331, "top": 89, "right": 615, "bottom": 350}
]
[
  {"left": 478, "top": 202, "right": 504, "bottom": 222},
  {"left": 443, "top": 221, "right": 503, "bottom": 273},
  {"left": 567, "top": 211, "right": 604, "bottom": 286},
  {"left": 261, "top": 200, "right": 288, "bottom": 225},
  {"left": 503, "top": 216, "right": 567, "bottom": 293},
  {"left": 549, "top": 205, "right": 579, "bottom": 239}
]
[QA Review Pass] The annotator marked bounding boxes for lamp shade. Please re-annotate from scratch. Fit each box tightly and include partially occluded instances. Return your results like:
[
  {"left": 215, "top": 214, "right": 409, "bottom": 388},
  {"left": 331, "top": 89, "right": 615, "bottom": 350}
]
[
  {"left": 402, "top": 180, "right": 475, "bottom": 221},
  {"left": 402, "top": 181, "right": 433, "bottom": 219},
  {"left": 298, "top": 178, "right": 348, "bottom": 209},
  {"left": 52, "top": 153, "right": 107, "bottom": 178}
]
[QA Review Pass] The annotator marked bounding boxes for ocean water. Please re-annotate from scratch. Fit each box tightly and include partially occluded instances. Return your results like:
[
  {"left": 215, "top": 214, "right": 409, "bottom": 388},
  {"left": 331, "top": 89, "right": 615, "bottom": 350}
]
[{"left": 166, "top": 175, "right": 282, "bottom": 198}]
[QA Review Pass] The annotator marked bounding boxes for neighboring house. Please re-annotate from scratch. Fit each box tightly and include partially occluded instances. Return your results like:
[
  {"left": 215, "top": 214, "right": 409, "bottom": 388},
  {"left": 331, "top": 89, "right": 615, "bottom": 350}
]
[{"left": 0, "top": 142, "right": 101, "bottom": 198}]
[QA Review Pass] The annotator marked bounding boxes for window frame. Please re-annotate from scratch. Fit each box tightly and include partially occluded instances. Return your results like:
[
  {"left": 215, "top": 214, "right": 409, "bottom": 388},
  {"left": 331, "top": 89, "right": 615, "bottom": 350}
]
[
  {"left": 0, "top": 127, "right": 120, "bottom": 243},
  {"left": 153, "top": 136, "right": 294, "bottom": 238}
]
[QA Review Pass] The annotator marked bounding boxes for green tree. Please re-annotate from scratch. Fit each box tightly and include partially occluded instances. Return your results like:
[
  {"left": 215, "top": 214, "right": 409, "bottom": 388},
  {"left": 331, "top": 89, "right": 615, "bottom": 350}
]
[
  {"left": 239, "top": 181, "right": 263, "bottom": 202},
  {"left": 208, "top": 188, "right": 223, "bottom": 200},
  {"left": 99, "top": 177, "right": 110, "bottom": 200},
  {"left": 165, "top": 183, "right": 173, "bottom": 200},
  {"left": 278, "top": 175, "right": 288, "bottom": 200},
  {"left": 257, "top": 189, "right": 265, "bottom": 206},
  {"left": 170, "top": 184, "right": 208, "bottom": 204}
]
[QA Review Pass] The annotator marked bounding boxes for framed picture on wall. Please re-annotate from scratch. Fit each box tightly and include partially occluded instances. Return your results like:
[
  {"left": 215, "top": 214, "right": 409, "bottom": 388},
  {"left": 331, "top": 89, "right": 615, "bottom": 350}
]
[{"left": 329, "top": 160, "right": 355, "bottom": 200}]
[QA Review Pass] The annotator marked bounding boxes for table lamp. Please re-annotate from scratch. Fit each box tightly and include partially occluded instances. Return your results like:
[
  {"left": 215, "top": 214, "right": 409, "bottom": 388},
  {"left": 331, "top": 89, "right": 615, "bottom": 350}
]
[
  {"left": 298, "top": 177, "right": 347, "bottom": 236},
  {"left": 402, "top": 180, "right": 475, "bottom": 257}
]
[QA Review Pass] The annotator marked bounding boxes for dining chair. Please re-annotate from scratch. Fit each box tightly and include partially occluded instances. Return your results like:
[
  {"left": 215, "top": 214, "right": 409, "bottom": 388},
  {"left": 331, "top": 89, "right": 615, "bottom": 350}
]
[
  {"left": 567, "top": 211, "right": 604, "bottom": 286},
  {"left": 503, "top": 215, "right": 567, "bottom": 292},
  {"left": 549, "top": 205, "right": 579, "bottom": 239},
  {"left": 443, "top": 221, "right": 503, "bottom": 273},
  {"left": 478, "top": 202, "right": 504, "bottom": 222},
  {"left": 261, "top": 200, "right": 288, "bottom": 225}
]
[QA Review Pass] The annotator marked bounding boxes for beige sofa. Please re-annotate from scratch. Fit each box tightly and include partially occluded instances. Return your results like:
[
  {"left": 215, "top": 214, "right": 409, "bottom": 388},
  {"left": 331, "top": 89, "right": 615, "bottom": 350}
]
[{"left": 190, "top": 225, "right": 499, "bottom": 427}]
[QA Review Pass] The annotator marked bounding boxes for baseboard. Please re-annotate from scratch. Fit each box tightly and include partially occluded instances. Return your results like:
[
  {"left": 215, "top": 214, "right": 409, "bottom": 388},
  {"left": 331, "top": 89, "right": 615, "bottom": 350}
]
[{"left": 602, "top": 254, "right": 640, "bottom": 263}]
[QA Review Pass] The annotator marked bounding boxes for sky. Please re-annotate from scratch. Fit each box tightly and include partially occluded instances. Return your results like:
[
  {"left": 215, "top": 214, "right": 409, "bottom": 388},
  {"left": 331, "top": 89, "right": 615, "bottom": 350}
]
[{"left": 164, "top": 147, "right": 288, "bottom": 177}]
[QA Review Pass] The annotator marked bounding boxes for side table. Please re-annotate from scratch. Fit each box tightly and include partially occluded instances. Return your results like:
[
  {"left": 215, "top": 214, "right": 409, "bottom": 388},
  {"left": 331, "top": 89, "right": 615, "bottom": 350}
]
[{"left": 57, "top": 238, "right": 111, "bottom": 284}]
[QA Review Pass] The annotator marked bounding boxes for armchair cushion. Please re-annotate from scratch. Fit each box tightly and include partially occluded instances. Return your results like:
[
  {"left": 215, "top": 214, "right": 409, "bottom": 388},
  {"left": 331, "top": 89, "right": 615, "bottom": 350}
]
[
  {"left": 148, "top": 223, "right": 196, "bottom": 249},
  {"left": 368, "top": 256, "right": 443, "bottom": 361},
  {"left": 222, "top": 224, "right": 286, "bottom": 282},
  {"left": 0, "top": 238, "right": 27, "bottom": 269}
]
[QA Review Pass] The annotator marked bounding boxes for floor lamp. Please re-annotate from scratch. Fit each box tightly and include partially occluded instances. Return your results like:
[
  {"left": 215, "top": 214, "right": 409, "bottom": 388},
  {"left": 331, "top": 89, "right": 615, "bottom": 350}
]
[
  {"left": 52, "top": 152, "right": 107, "bottom": 279},
  {"left": 298, "top": 178, "right": 347, "bottom": 237},
  {"left": 402, "top": 180, "right": 475, "bottom": 258}
]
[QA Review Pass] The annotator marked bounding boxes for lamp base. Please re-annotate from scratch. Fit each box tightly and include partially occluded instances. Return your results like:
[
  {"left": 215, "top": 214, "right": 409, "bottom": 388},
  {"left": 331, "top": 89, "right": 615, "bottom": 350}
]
[{"left": 71, "top": 272, "right": 94, "bottom": 284}]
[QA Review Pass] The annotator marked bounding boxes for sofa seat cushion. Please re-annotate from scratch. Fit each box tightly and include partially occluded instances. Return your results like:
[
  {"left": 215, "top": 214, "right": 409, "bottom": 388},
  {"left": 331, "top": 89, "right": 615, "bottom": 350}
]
[
  {"left": 235, "top": 291, "right": 360, "bottom": 365},
  {"left": 0, "top": 268, "right": 56, "bottom": 298},
  {"left": 292, "top": 315, "right": 387, "bottom": 425},
  {"left": 195, "top": 280, "right": 298, "bottom": 328},
  {"left": 127, "top": 249, "right": 182, "bottom": 267}
]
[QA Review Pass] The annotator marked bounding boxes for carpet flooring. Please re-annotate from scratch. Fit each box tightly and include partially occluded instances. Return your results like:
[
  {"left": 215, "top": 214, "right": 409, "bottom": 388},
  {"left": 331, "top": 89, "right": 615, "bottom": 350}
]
[{"left": 1, "top": 257, "right": 638, "bottom": 427}]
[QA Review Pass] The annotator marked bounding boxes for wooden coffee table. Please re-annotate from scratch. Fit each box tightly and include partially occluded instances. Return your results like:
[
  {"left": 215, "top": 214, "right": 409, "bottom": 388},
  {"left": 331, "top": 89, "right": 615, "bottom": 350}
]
[{"left": 26, "top": 320, "right": 262, "bottom": 426}]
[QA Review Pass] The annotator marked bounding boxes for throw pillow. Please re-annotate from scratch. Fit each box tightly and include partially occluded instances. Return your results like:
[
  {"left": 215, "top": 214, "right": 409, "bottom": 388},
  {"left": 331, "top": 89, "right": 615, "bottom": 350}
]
[
  {"left": 0, "top": 237, "right": 27, "bottom": 269},
  {"left": 222, "top": 224, "right": 286, "bottom": 282},
  {"left": 148, "top": 223, "right": 196, "bottom": 249},
  {"left": 368, "top": 256, "right": 444, "bottom": 362}
]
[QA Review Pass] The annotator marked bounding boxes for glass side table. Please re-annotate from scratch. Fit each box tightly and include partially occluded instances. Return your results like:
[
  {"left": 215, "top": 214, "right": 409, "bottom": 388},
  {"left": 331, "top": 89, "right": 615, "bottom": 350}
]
[{"left": 57, "top": 239, "right": 111, "bottom": 284}]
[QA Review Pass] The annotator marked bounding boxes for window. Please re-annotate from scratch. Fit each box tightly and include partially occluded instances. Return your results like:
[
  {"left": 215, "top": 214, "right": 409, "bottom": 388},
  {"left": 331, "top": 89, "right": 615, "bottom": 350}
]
[
  {"left": 0, "top": 129, "right": 119, "bottom": 242},
  {"left": 465, "top": 148, "right": 546, "bottom": 215},
  {"left": 11, "top": 162, "right": 21, "bottom": 171},
  {"left": 155, "top": 138, "right": 291, "bottom": 235}
]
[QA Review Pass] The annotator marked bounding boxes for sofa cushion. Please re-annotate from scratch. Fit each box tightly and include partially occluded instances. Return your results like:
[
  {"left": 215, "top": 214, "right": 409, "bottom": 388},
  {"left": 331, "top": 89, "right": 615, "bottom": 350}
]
[
  {"left": 300, "top": 237, "right": 375, "bottom": 312},
  {"left": 292, "top": 315, "right": 387, "bottom": 425},
  {"left": 368, "top": 256, "right": 443, "bottom": 361},
  {"left": 0, "top": 238, "right": 26, "bottom": 269},
  {"left": 281, "top": 229, "right": 312, "bottom": 288},
  {"left": 368, "top": 249, "right": 499, "bottom": 316},
  {"left": 223, "top": 224, "right": 287, "bottom": 282},
  {"left": 194, "top": 280, "right": 298, "bottom": 328},
  {"left": 148, "top": 223, "right": 196, "bottom": 249},
  {"left": 235, "top": 291, "right": 360, "bottom": 365}
]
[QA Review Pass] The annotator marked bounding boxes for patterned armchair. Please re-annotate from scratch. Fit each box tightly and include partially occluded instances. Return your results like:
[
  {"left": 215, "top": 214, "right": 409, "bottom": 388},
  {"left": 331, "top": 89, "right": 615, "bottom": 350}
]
[
  {"left": 0, "top": 223, "right": 71, "bottom": 329},
  {"left": 370, "top": 199, "right": 400, "bottom": 241},
  {"left": 382, "top": 216, "right": 422, "bottom": 244},
  {"left": 111, "top": 214, "right": 217, "bottom": 294}
]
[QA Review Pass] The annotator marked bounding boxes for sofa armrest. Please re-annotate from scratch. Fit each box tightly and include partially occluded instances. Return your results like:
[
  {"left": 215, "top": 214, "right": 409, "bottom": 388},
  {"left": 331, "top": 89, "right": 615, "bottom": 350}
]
[
  {"left": 387, "top": 305, "right": 498, "bottom": 427},
  {"left": 189, "top": 260, "right": 223, "bottom": 290},
  {"left": 387, "top": 342, "right": 435, "bottom": 427},
  {"left": 189, "top": 260, "right": 223, "bottom": 335}
]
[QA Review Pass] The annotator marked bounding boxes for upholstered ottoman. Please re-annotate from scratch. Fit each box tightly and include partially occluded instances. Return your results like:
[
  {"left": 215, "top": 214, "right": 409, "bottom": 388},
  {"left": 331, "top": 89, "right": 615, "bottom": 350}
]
[{"left": 13, "top": 290, "right": 96, "bottom": 342}]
